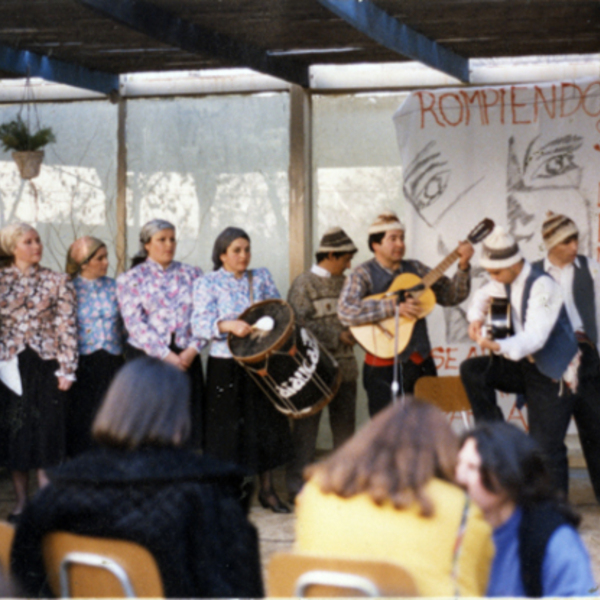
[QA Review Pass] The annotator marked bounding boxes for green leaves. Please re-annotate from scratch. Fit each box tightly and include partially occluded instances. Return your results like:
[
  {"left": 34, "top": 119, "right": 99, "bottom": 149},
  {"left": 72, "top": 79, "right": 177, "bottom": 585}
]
[{"left": 0, "top": 117, "right": 56, "bottom": 152}]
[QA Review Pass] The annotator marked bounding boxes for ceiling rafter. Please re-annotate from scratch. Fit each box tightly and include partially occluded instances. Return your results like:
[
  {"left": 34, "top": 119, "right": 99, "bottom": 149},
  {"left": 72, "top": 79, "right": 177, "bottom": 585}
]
[
  {"left": 0, "top": 43, "right": 119, "bottom": 95},
  {"left": 317, "top": 0, "right": 470, "bottom": 83},
  {"left": 78, "top": 0, "right": 310, "bottom": 87}
]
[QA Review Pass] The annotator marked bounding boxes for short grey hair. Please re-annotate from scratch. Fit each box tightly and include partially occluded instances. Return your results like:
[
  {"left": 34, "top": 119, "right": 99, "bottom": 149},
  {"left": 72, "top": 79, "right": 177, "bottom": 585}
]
[{"left": 131, "top": 219, "right": 175, "bottom": 267}]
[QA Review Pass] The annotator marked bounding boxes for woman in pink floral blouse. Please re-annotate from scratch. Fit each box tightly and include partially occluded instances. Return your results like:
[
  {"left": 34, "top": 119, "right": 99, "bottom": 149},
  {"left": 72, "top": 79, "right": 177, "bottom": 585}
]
[
  {"left": 0, "top": 222, "right": 78, "bottom": 522},
  {"left": 117, "top": 219, "right": 204, "bottom": 446}
]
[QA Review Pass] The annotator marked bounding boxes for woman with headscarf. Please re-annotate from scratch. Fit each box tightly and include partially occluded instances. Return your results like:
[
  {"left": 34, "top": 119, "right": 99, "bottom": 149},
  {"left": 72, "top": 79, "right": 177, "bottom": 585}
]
[
  {"left": 116, "top": 219, "right": 204, "bottom": 446},
  {"left": 0, "top": 222, "right": 78, "bottom": 522},
  {"left": 65, "top": 236, "right": 124, "bottom": 457},
  {"left": 192, "top": 226, "right": 293, "bottom": 513}
]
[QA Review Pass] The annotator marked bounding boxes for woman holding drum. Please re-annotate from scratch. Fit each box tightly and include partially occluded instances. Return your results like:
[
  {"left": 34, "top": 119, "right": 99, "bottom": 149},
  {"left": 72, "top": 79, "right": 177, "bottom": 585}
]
[
  {"left": 117, "top": 219, "right": 204, "bottom": 446},
  {"left": 0, "top": 222, "right": 78, "bottom": 522},
  {"left": 65, "top": 236, "right": 124, "bottom": 457},
  {"left": 192, "top": 226, "right": 292, "bottom": 513}
]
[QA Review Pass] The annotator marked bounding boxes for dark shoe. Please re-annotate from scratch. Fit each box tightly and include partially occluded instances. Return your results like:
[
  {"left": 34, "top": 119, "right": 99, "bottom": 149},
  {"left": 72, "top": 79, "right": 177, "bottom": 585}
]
[
  {"left": 258, "top": 492, "right": 291, "bottom": 514},
  {"left": 6, "top": 512, "right": 20, "bottom": 525}
]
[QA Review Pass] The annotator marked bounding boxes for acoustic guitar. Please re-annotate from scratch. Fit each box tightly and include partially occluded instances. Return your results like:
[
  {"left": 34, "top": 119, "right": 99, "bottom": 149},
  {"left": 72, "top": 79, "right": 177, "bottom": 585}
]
[{"left": 350, "top": 218, "right": 495, "bottom": 359}]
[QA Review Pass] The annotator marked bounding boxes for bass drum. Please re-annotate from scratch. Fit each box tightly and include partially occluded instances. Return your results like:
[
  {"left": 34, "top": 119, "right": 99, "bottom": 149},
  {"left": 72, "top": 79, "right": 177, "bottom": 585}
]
[{"left": 228, "top": 299, "right": 341, "bottom": 419}]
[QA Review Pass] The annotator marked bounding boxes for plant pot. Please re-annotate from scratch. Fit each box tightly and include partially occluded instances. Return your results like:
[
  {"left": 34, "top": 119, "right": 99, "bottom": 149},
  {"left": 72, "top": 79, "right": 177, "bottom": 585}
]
[{"left": 11, "top": 150, "right": 45, "bottom": 180}]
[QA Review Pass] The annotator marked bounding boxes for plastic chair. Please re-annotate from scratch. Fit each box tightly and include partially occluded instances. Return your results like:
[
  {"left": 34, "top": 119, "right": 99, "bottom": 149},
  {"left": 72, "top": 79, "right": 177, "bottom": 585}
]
[
  {"left": 0, "top": 521, "right": 15, "bottom": 575},
  {"left": 42, "top": 531, "right": 164, "bottom": 598},
  {"left": 414, "top": 375, "right": 473, "bottom": 428},
  {"left": 267, "top": 552, "right": 418, "bottom": 597}
]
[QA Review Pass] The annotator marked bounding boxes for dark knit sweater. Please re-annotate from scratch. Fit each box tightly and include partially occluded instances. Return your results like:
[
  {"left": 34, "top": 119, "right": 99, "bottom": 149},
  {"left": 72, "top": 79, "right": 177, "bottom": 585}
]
[
  {"left": 287, "top": 270, "right": 358, "bottom": 381},
  {"left": 11, "top": 446, "right": 264, "bottom": 598}
]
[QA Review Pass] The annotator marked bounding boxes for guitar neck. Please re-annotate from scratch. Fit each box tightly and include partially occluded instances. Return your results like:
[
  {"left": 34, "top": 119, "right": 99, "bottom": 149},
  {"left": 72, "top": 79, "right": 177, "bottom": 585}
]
[{"left": 421, "top": 248, "right": 460, "bottom": 288}]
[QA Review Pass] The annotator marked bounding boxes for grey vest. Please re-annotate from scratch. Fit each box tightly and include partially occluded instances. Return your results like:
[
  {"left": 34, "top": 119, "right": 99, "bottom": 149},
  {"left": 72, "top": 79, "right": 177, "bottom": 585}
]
[
  {"left": 533, "top": 255, "right": 597, "bottom": 345},
  {"left": 513, "top": 266, "right": 578, "bottom": 380},
  {"left": 362, "top": 258, "right": 431, "bottom": 361}
]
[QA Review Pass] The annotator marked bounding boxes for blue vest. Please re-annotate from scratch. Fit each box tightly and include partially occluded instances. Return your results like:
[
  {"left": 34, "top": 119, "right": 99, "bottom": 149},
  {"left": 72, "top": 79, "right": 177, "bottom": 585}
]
[
  {"left": 533, "top": 255, "right": 597, "bottom": 345},
  {"left": 362, "top": 258, "right": 431, "bottom": 361},
  {"left": 512, "top": 266, "right": 577, "bottom": 380}
]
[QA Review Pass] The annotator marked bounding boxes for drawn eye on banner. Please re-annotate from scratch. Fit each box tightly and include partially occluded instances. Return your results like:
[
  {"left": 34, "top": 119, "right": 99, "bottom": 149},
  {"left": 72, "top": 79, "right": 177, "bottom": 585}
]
[{"left": 393, "top": 78, "right": 600, "bottom": 355}]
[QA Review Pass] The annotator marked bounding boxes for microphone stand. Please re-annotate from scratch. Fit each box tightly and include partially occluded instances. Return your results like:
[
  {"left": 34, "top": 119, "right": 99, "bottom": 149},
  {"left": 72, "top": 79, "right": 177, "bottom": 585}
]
[{"left": 390, "top": 283, "right": 425, "bottom": 407}]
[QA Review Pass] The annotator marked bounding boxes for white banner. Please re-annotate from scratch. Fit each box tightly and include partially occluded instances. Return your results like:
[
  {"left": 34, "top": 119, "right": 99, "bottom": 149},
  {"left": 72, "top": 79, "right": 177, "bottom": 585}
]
[{"left": 393, "top": 78, "right": 600, "bottom": 418}]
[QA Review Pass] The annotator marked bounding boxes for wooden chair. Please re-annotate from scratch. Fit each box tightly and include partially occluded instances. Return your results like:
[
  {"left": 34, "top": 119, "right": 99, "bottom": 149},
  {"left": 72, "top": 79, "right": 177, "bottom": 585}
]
[
  {"left": 42, "top": 531, "right": 164, "bottom": 598},
  {"left": 267, "top": 552, "right": 418, "bottom": 597},
  {"left": 414, "top": 375, "right": 472, "bottom": 428},
  {"left": 0, "top": 520, "right": 15, "bottom": 575}
]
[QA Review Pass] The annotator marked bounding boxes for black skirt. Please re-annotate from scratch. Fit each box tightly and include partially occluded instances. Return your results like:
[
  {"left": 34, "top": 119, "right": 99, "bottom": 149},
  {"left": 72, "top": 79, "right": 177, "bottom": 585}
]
[
  {"left": 0, "top": 347, "right": 68, "bottom": 471},
  {"left": 204, "top": 356, "right": 293, "bottom": 474},
  {"left": 124, "top": 342, "right": 204, "bottom": 448},
  {"left": 67, "top": 349, "right": 125, "bottom": 458}
]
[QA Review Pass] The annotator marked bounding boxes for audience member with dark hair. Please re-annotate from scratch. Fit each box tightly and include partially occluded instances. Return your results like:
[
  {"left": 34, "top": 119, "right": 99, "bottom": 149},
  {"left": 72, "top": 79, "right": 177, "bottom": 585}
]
[
  {"left": 11, "top": 357, "right": 264, "bottom": 598},
  {"left": 456, "top": 422, "right": 596, "bottom": 597},
  {"left": 294, "top": 399, "right": 494, "bottom": 596}
]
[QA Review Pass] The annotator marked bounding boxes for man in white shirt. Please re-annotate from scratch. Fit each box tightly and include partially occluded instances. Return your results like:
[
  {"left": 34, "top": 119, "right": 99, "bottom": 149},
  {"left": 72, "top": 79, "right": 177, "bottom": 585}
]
[
  {"left": 460, "top": 226, "right": 578, "bottom": 494},
  {"left": 532, "top": 212, "right": 600, "bottom": 502}
]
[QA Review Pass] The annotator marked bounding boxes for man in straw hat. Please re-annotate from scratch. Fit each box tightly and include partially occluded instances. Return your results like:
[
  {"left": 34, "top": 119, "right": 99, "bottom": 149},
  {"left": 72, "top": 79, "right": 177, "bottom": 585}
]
[
  {"left": 530, "top": 212, "right": 600, "bottom": 502},
  {"left": 460, "top": 225, "right": 578, "bottom": 495},
  {"left": 338, "top": 210, "right": 474, "bottom": 416},
  {"left": 286, "top": 227, "right": 358, "bottom": 502}
]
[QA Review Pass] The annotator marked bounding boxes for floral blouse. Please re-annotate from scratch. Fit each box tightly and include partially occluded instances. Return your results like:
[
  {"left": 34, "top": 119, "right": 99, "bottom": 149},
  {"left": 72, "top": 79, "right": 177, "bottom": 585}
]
[
  {"left": 192, "top": 267, "right": 280, "bottom": 358},
  {"left": 117, "top": 258, "right": 204, "bottom": 359},
  {"left": 73, "top": 276, "right": 124, "bottom": 356},
  {"left": 0, "top": 264, "right": 78, "bottom": 376}
]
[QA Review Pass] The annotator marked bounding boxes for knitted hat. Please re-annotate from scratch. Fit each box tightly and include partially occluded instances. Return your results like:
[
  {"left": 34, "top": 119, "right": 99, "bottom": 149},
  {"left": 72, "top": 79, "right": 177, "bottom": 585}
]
[
  {"left": 317, "top": 227, "right": 357, "bottom": 254},
  {"left": 368, "top": 210, "right": 405, "bottom": 235},
  {"left": 66, "top": 236, "right": 105, "bottom": 276},
  {"left": 542, "top": 211, "right": 578, "bottom": 251},
  {"left": 480, "top": 226, "right": 523, "bottom": 269}
]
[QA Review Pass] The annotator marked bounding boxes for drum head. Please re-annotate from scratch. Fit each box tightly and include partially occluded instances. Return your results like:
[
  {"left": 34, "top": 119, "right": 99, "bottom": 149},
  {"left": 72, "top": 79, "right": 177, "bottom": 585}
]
[{"left": 228, "top": 299, "right": 294, "bottom": 363}]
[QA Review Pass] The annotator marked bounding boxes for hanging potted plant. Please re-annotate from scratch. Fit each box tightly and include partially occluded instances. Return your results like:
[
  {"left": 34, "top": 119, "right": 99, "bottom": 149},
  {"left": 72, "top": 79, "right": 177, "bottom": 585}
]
[{"left": 0, "top": 116, "right": 56, "bottom": 180}]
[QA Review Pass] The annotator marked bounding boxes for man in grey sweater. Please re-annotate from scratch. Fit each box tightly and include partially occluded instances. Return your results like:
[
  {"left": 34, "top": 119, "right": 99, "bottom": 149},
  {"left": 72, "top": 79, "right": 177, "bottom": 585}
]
[{"left": 285, "top": 227, "right": 358, "bottom": 503}]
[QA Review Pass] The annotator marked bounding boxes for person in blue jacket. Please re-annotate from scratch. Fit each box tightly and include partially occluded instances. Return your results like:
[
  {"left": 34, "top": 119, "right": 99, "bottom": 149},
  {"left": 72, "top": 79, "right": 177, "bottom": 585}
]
[{"left": 456, "top": 421, "right": 597, "bottom": 597}]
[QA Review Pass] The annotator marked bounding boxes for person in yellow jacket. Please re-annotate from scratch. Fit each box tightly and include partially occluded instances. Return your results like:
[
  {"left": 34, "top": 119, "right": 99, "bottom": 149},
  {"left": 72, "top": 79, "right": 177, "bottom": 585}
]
[{"left": 295, "top": 398, "right": 494, "bottom": 597}]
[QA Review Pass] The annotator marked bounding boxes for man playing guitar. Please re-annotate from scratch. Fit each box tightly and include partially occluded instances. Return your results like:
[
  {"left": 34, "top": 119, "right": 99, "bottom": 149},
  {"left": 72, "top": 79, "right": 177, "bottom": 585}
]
[{"left": 338, "top": 210, "right": 474, "bottom": 416}]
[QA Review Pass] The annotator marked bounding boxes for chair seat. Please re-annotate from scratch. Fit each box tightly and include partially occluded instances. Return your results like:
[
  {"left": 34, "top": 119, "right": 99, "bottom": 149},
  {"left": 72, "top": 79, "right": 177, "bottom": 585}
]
[
  {"left": 42, "top": 531, "right": 164, "bottom": 598},
  {"left": 267, "top": 552, "right": 418, "bottom": 597}
]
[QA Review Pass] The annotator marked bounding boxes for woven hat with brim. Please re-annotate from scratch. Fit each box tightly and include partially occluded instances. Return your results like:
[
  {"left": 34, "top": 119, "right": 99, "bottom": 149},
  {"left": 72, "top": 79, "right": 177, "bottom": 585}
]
[
  {"left": 480, "top": 226, "right": 523, "bottom": 269},
  {"left": 318, "top": 227, "right": 357, "bottom": 254},
  {"left": 368, "top": 210, "right": 405, "bottom": 235},
  {"left": 542, "top": 211, "right": 578, "bottom": 251}
]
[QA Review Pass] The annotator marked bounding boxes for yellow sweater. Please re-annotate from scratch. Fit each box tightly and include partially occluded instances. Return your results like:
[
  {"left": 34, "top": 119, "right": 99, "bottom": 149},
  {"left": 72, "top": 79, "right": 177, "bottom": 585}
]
[{"left": 295, "top": 477, "right": 493, "bottom": 597}]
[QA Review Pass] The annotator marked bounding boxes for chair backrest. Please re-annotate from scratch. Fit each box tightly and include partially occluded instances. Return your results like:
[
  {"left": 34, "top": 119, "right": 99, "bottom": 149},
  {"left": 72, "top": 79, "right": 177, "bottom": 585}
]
[
  {"left": 414, "top": 375, "right": 471, "bottom": 413},
  {"left": 42, "top": 531, "right": 164, "bottom": 598},
  {"left": 0, "top": 521, "right": 15, "bottom": 575},
  {"left": 267, "top": 552, "right": 418, "bottom": 597}
]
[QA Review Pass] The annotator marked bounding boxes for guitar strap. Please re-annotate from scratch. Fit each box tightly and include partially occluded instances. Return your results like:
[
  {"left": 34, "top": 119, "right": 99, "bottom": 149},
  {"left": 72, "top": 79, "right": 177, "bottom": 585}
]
[{"left": 248, "top": 269, "right": 254, "bottom": 304}]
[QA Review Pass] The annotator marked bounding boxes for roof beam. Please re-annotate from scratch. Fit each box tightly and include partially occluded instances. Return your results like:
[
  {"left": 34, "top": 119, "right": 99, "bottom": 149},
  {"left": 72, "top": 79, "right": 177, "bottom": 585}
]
[
  {"left": 0, "top": 43, "right": 119, "bottom": 95},
  {"left": 317, "top": 0, "right": 469, "bottom": 83},
  {"left": 78, "top": 0, "right": 309, "bottom": 87}
]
